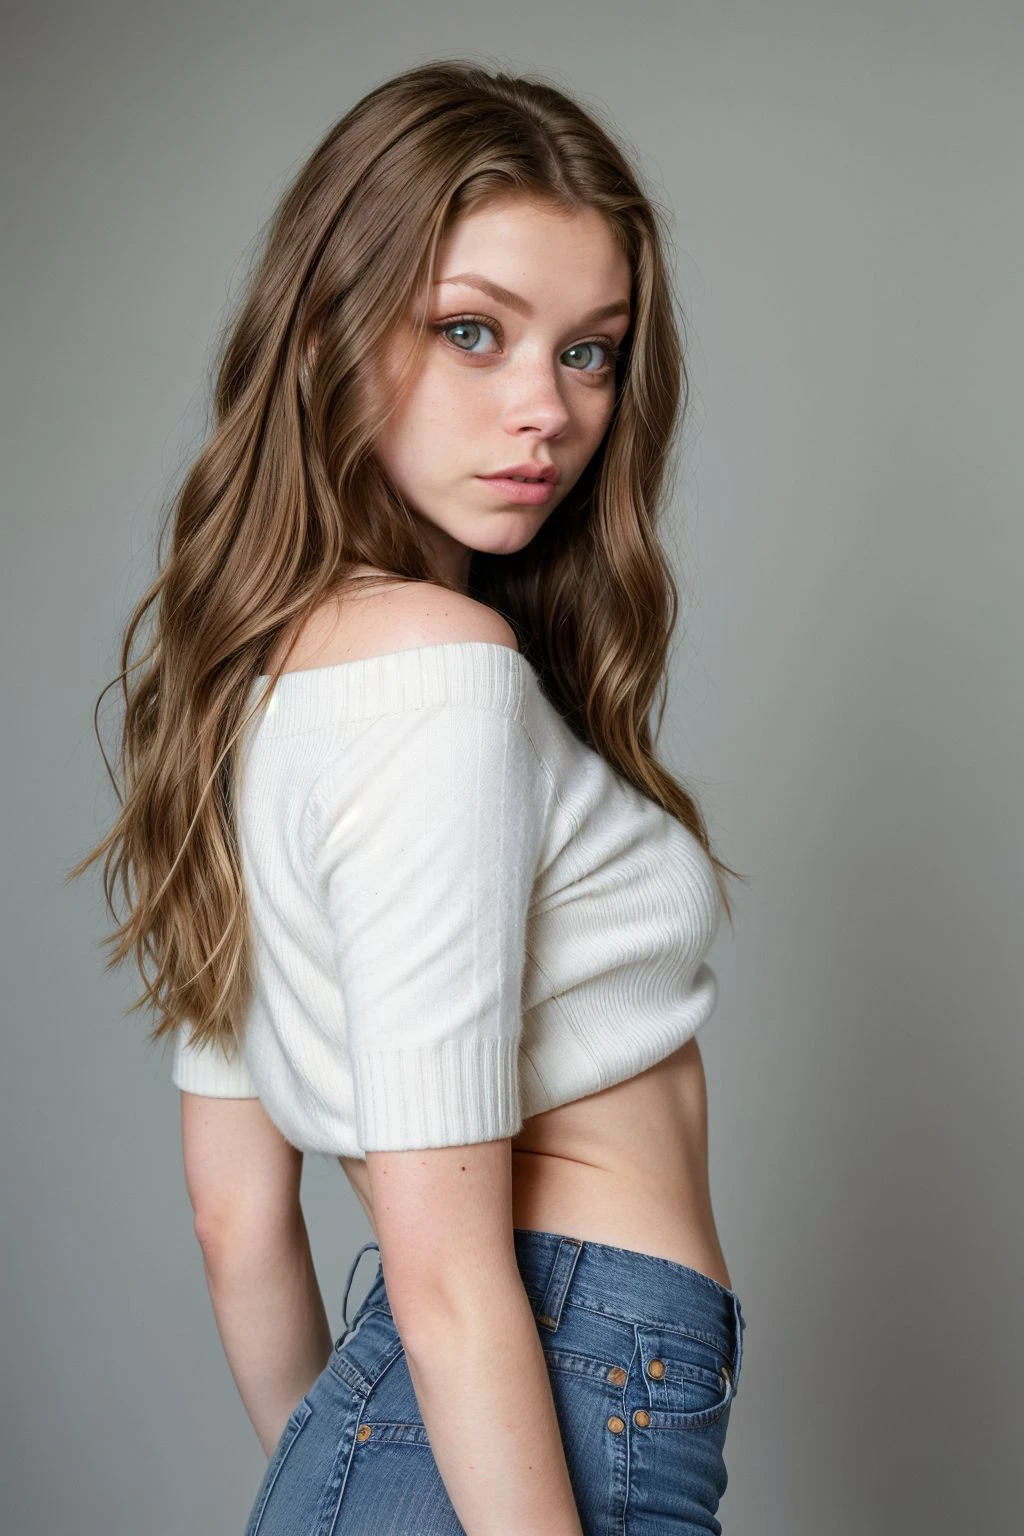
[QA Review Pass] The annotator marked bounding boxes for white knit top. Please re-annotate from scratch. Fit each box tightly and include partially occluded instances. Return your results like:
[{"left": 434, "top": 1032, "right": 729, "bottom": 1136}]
[{"left": 171, "top": 641, "right": 723, "bottom": 1157}]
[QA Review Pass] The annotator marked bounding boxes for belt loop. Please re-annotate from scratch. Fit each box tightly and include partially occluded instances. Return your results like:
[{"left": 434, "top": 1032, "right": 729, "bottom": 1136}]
[
  {"left": 341, "top": 1239, "right": 381, "bottom": 1331},
  {"left": 535, "top": 1237, "right": 583, "bottom": 1333}
]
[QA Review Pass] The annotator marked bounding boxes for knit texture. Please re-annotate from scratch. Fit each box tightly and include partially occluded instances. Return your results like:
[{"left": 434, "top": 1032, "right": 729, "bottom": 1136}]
[{"left": 171, "top": 641, "right": 723, "bottom": 1156}]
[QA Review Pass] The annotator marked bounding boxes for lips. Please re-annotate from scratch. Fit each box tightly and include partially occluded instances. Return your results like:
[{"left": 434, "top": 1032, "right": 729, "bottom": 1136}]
[
  {"left": 480, "top": 462, "right": 560, "bottom": 485},
  {"left": 476, "top": 471, "right": 558, "bottom": 505}
]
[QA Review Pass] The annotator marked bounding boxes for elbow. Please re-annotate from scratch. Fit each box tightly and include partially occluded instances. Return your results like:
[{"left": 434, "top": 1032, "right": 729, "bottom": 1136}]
[
  {"left": 190, "top": 1200, "right": 297, "bottom": 1265},
  {"left": 191, "top": 1204, "right": 240, "bottom": 1263},
  {"left": 191, "top": 1209, "right": 267, "bottom": 1275},
  {"left": 386, "top": 1262, "right": 526, "bottom": 1354}
]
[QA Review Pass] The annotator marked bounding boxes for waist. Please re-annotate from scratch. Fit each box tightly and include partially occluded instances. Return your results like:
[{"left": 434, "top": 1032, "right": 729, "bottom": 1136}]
[
  {"left": 353, "top": 1226, "right": 746, "bottom": 1393},
  {"left": 513, "top": 1227, "right": 743, "bottom": 1333},
  {"left": 509, "top": 1143, "right": 733, "bottom": 1285},
  {"left": 341, "top": 1033, "right": 732, "bottom": 1287}
]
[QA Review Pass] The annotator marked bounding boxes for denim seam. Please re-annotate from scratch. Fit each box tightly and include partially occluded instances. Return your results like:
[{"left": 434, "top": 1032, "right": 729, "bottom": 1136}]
[
  {"left": 246, "top": 1398, "right": 313, "bottom": 1535},
  {"left": 535, "top": 1293, "right": 735, "bottom": 1357}
]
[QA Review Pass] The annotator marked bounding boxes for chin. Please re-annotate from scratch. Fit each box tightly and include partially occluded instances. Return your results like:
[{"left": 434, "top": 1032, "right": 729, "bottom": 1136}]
[{"left": 471, "top": 525, "right": 544, "bottom": 558}]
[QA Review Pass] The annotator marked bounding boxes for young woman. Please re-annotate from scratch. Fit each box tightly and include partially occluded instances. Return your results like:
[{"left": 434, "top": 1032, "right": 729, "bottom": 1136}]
[{"left": 74, "top": 58, "right": 748, "bottom": 1536}]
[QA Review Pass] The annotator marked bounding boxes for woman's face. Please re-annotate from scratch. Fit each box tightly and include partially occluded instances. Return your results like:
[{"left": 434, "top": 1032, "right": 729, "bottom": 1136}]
[{"left": 371, "top": 196, "right": 633, "bottom": 587}]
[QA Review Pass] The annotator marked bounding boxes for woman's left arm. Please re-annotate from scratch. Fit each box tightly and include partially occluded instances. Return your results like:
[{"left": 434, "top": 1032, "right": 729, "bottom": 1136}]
[{"left": 179, "top": 1091, "right": 333, "bottom": 1456}]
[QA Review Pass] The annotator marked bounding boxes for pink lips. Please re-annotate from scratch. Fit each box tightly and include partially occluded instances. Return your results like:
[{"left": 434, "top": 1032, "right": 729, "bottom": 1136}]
[
  {"left": 476, "top": 474, "right": 558, "bottom": 505},
  {"left": 476, "top": 461, "right": 560, "bottom": 505},
  {"left": 480, "top": 462, "right": 560, "bottom": 485}
]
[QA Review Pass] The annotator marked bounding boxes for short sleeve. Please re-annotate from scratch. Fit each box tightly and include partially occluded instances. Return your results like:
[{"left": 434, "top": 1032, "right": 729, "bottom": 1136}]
[
  {"left": 171, "top": 1020, "right": 259, "bottom": 1098},
  {"left": 312, "top": 700, "right": 548, "bottom": 1152}
]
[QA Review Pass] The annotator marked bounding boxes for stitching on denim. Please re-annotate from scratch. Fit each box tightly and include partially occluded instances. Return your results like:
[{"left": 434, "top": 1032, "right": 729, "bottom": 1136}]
[
  {"left": 246, "top": 1399, "right": 312, "bottom": 1535},
  {"left": 539, "top": 1294, "right": 735, "bottom": 1360}
]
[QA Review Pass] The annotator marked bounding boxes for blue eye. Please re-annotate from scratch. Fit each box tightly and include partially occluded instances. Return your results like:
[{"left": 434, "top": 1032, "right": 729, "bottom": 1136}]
[
  {"left": 435, "top": 317, "right": 497, "bottom": 353},
  {"left": 563, "top": 340, "right": 617, "bottom": 373},
  {"left": 431, "top": 314, "right": 623, "bottom": 377}
]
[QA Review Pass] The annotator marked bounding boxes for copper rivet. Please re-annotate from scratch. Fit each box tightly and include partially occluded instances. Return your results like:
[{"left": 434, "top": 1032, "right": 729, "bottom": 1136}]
[
  {"left": 356, "top": 1424, "right": 372, "bottom": 1441},
  {"left": 607, "top": 1415, "right": 625, "bottom": 1434},
  {"left": 607, "top": 1365, "right": 627, "bottom": 1385},
  {"left": 647, "top": 1358, "right": 665, "bottom": 1378},
  {"left": 633, "top": 1409, "right": 650, "bottom": 1427}
]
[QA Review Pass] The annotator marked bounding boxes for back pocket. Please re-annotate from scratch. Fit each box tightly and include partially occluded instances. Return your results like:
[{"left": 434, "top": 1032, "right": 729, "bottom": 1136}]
[{"left": 243, "top": 1396, "right": 314, "bottom": 1535}]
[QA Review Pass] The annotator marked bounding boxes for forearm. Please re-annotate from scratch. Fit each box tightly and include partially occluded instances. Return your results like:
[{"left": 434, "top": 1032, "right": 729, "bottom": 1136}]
[
  {"left": 198, "top": 1210, "right": 333, "bottom": 1456},
  {"left": 401, "top": 1283, "right": 583, "bottom": 1536}
]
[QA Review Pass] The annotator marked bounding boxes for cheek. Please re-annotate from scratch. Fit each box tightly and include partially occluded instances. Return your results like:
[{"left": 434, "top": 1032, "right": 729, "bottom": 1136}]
[
  {"left": 425, "top": 363, "right": 493, "bottom": 419},
  {"left": 406, "top": 352, "right": 482, "bottom": 418},
  {"left": 580, "top": 392, "right": 616, "bottom": 452},
  {"left": 375, "top": 382, "right": 474, "bottom": 490},
  {"left": 397, "top": 376, "right": 493, "bottom": 471}
]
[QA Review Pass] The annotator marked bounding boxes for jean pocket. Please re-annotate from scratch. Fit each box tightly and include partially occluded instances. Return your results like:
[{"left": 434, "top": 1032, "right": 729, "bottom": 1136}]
[
  {"left": 637, "top": 1326, "right": 736, "bottom": 1430},
  {"left": 357, "top": 1335, "right": 431, "bottom": 1440},
  {"left": 243, "top": 1396, "right": 314, "bottom": 1536}
]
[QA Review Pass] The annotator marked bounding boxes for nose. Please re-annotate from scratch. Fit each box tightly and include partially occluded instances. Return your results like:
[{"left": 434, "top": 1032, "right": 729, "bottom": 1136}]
[{"left": 500, "top": 354, "right": 571, "bottom": 439}]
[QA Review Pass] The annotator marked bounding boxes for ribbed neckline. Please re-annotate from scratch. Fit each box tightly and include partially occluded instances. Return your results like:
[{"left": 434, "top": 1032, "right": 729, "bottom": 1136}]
[{"left": 246, "top": 640, "right": 536, "bottom": 735}]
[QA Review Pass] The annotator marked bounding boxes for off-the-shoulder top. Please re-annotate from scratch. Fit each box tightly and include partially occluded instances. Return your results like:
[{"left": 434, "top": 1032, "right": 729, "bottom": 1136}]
[{"left": 171, "top": 641, "right": 723, "bottom": 1157}]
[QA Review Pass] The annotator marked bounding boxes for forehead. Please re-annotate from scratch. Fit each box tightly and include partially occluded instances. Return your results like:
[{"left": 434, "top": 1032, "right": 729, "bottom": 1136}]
[{"left": 433, "top": 198, "right": 632, "bottom": 305}]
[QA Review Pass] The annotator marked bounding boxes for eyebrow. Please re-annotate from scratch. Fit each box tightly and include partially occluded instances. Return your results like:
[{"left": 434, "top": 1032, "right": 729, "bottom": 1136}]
[{"left": 434, "top": 271, "right": 630, "bottom": 326}]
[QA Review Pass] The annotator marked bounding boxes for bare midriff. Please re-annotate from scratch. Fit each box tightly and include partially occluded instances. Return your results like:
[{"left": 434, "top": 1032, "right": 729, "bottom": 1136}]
[{"left": 337, "top": 1035, "right": 734, "bottom": 1292}]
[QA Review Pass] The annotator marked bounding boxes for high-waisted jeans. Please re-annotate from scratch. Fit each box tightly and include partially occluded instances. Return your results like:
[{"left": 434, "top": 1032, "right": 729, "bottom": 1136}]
[{"left": 243, "top": 1226, "right": 748, "bottom": 1535}]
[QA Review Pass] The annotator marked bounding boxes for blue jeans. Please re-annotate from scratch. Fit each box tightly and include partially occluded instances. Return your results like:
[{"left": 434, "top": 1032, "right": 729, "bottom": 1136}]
[{"left": 244, "top": 1227, "right": 747, "bottom": 1535}]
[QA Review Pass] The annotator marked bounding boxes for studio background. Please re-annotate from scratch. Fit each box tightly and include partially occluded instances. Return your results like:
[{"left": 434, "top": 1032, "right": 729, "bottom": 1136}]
[{"left": 3, "top": 3, "right": 1021, "bottom": 1532}]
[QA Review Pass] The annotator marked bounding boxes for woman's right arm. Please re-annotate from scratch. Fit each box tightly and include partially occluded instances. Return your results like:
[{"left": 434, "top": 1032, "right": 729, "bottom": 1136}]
[{"left": 180, "top": 1089, "right": 334, "bottom": 1457}]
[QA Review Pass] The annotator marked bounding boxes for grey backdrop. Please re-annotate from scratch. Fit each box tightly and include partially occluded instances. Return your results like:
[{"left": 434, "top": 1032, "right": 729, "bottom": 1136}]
[{"left": 3, "top": 3, "right": 1021, "bottom": 1533}]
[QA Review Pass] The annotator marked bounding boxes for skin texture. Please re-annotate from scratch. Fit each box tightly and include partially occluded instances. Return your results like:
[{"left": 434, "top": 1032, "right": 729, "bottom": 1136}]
[
  {"left": 371, "top": 193, "right": 632, "bottom": 589},
  {"left": 183, "top": 196, "right": 633, "bottom": 1530},
  {"left": 180, "top": 1093, "right": 332, "bottom": 1457}
]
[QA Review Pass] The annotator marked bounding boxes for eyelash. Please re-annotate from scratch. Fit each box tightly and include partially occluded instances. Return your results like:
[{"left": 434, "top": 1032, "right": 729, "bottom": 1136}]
[{"left": 430, "top": 313, "right": 624, "bottom": 377}]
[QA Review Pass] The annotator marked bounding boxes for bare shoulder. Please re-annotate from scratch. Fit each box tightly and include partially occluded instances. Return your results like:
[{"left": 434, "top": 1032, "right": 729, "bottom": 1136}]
[
  {"left": 349, "top": 574, "right": 520, "bottom": 654},
  {"left": 270, "top": 568, "right": 518, "bottom": 674}
]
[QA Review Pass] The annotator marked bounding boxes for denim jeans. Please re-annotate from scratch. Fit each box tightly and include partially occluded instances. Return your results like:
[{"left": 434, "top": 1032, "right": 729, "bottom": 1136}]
[{"left": 243, "top": 1226, "right": 747, "bottom": 1535}]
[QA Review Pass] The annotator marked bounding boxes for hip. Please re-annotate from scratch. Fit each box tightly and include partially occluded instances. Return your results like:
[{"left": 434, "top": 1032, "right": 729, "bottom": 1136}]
[{"left": 244, "top": 1227, "right": 748, "bottom": 1535}]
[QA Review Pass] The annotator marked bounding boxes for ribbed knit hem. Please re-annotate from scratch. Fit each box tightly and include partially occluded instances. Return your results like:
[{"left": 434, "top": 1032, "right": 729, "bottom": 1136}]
[
  {"left": 171, "top": 1029, "right": 259, "bottom": 1097},
  {"left": 352, "top": 1036, "right": 522, "bottom": 1152},
  {"left": 249, "top": 640, "right": 531, "bottom": 734}
]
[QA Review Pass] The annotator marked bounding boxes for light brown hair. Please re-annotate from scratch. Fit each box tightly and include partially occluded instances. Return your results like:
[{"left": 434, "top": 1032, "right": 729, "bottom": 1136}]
[{"left": 67, "top": 58, "right": 746, "bottom": 1066}]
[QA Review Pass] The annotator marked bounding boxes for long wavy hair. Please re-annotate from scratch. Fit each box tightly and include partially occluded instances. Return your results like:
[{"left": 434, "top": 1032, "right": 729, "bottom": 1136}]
[{"left": 67, "top": 58, "right": 746, "bottom": 1066}]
